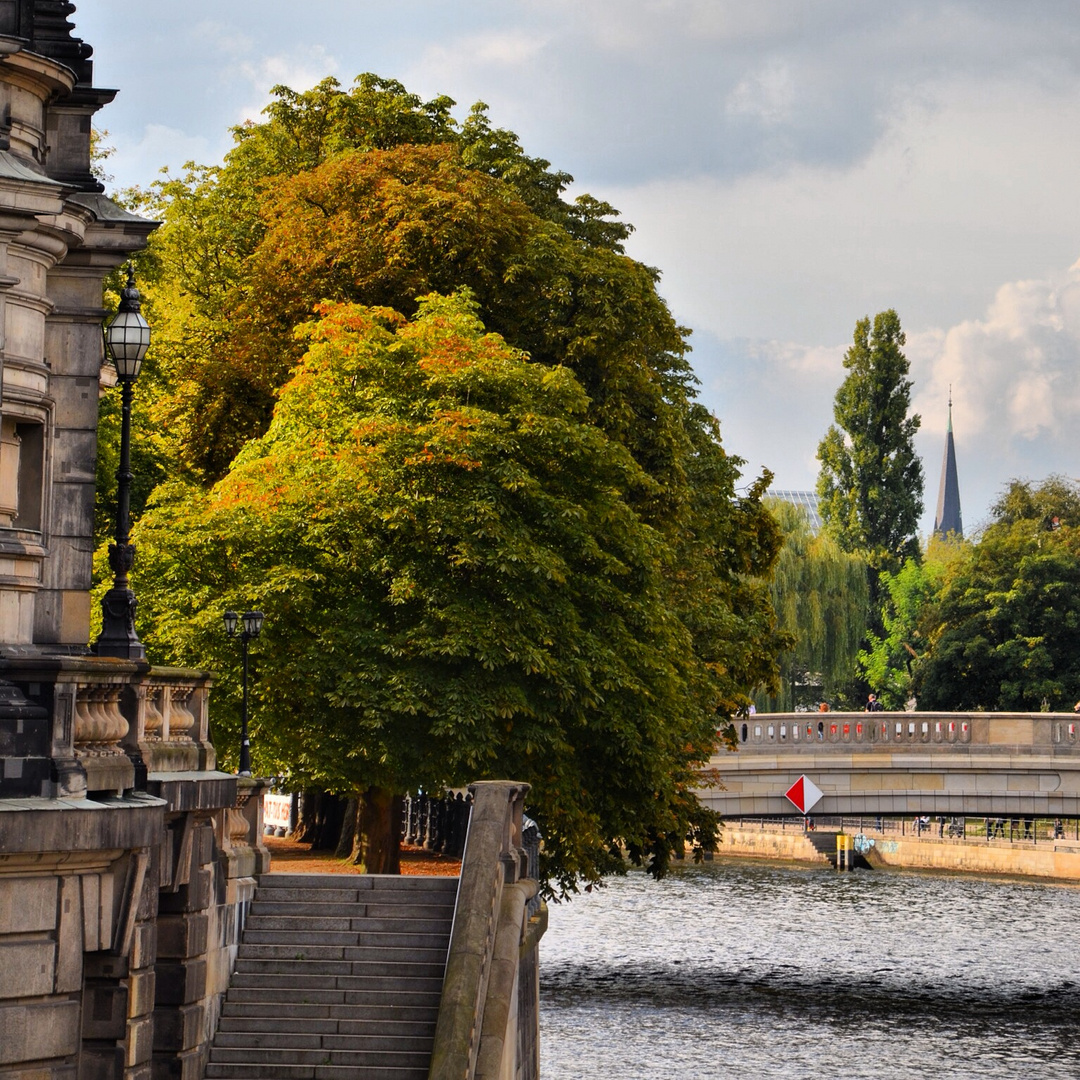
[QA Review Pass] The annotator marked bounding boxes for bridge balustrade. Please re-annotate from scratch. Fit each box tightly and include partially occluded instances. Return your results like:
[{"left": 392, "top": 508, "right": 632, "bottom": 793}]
[{"left": 736, "top": 712, "right": 1080, "bottom": 753}]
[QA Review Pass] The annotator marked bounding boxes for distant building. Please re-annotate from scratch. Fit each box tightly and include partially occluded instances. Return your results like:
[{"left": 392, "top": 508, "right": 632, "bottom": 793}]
[
  {"left": 933, "top": 395, "right": 963, "bottom": 538},
  {"left": 770, "top": 489, "right": 823, "bottom": 531}
]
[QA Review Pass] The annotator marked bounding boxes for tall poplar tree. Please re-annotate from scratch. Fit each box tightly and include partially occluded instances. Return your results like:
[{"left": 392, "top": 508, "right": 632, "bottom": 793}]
[{"left": 816, "top": 309, "right": 924, "bottom": 579}]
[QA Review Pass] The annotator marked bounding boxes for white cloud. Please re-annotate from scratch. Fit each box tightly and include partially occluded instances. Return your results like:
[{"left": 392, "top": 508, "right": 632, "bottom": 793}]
[
  {"left": 913, "top": 265, "right": 1080, "bottom": 449},
  {"left": 596, "top": 74, "right": 1080, "bottom": 346},
  {"left": 696, "top": 259, "right": 1080, "bottom": 536},
  {"left": 726, "top": 60, "right": 797, "bottom": 125},
  {"left": 236, "top": 47, "right": 340, "bottom": 125}
]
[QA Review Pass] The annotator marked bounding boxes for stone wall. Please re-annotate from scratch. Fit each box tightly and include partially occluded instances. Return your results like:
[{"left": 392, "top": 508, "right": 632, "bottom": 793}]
[
  {"left": 0, "top": 772, "right": 270, "bottom": 1080},
  {"left": 717, "top": 824, "right": 1080, "bottom": 881}
]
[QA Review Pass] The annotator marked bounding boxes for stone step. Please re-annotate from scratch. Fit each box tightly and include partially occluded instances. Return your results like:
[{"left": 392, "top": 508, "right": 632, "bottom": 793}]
[
  {"left": 221, "top": 1000, "right": 439, "bottom": 1022},
  {"left": 212, "top": 1031, "right": 436, "bottom": 1052},
  {"left": 249, "top": 901, "right": 455, "bottom": 920},
  {"left": 204, "top": 1065, "right": 427, "bottom": 1080},
  {"left": 217, "top": 1016, "right": 437, "bottom": 1037},
  {"left": 260, "top": 872, "right": 458, "bottom": 890},
  {"left": 244, "top": 913, "right": 453, "bottom": 935},
  {"left": 259, "top": 872, "right": 457, "bottom": 898},
  {"left": 241, "top": 928, "right": 450, "bottom": 949},
  {"left": 237, "top": 943, "right": 447, "bottom": 963},
  {"left": 232, "top": 959, "right": 445, "bottom": 981},
  {"left": 223, "top": 989, "right": 442, "bottom": 1010},
  {"left": 208, "top": 1047, "right": 430, "bottom": 1068},
  {"left": 227, "top": 972, "right": 447, "bottom": 993},
  {"left": 206, "top": 872, "right": 455, "bottom": 1080}
]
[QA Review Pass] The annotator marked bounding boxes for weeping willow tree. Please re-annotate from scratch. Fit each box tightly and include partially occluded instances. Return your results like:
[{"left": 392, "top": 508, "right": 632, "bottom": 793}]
[{"left": 758, "top": 500, "right": 869, "bottom": 710}]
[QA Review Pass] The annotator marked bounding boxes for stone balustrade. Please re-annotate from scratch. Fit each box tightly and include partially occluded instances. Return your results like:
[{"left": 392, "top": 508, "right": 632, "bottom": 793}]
[
  {"left": 73, "top": 683, "right": 128, "bottom": 758},
  {"left": 735, "top": 711, "right": 1080, "bottom": 754},
  {"left": 133, "top": 669, "right": 215, "bottom": 774}
]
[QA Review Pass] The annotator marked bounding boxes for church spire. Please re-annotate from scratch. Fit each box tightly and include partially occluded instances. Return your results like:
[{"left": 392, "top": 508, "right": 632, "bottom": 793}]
[{"left": 933, "top": 388, "right": 963, "bottom": 539}]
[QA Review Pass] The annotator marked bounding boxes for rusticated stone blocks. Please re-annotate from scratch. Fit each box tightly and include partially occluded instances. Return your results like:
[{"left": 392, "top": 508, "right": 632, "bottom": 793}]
[
  {"left": 153, "top": 960, "right": 207, "bottom": 1007},
  {"left": 155, "top": 914, "right": 208, "bottom": 961},
  {"left": 0, "top": 1000, "right": 81, "bottom": 1066}
]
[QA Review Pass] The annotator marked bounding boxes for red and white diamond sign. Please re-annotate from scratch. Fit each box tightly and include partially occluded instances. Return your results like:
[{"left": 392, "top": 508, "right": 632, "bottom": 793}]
[{"left": 785, "top": 774, "right": 824, "bottom": 815}]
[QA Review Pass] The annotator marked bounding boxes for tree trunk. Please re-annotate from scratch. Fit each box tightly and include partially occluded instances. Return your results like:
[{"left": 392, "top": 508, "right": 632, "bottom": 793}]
[
  {"left": 296, "top": 788, "right": 347, "bottom": 850},
  {"left": 351, "top": 786, "right": 403, "bottom": 873},
  {"left": 334, "top": 798, "right": 358, "bottom": 859}
]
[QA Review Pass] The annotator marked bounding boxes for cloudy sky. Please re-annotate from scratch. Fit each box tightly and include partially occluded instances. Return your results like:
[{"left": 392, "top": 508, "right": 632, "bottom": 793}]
[{"left": 73, "top": 1, "right": 1080, "bottom": 535}]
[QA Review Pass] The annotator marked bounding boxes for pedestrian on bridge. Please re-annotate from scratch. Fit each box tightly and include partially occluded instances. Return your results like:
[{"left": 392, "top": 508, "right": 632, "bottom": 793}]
[{"left": 866, "top": 694, "right": 883, "bottom": 712}]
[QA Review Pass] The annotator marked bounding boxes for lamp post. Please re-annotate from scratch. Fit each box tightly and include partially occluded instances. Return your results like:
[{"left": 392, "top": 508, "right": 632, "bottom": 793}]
[
  {"left": 224, "top": 609, "right": 264, "bottom": 776},
  {"left": 94, "top": 266, "right": 152, "bottom": 660}
]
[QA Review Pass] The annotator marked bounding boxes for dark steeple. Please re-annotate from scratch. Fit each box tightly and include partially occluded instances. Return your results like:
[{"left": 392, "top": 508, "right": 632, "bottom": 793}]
[{"left": 933, "top": 391, "right": 963, "bottom": 539}]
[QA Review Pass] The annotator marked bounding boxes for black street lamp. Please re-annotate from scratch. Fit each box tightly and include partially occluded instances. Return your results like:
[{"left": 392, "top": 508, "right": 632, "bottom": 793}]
[
  {"left": 224, "top": 609, "right": 264, "bottom": 776},
  {"left": 94, "top": 266, "right": 152, "bottom": 660}
]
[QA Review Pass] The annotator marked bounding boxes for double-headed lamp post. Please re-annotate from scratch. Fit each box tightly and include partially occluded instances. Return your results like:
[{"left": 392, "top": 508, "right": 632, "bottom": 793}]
[
  {"left": 95, "top": 266, "right": 152, "bottom": 661},
  {"left": 224, "top": 609, "right": 264, "bottom": 776}
]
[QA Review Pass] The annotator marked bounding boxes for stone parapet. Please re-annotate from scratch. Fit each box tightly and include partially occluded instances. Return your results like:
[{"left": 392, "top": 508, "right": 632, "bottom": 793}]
[
  {"left": 0, "top": 659, "right": 217, "bottom": 800},
  {"left": 707, "top": 712, "right": 1080, "bottom": 820}
]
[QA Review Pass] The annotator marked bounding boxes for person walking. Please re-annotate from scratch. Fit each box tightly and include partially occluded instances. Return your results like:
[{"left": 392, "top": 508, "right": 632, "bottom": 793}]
[{"left": 866, "top": 693, "right": 883, "bottom": 712}]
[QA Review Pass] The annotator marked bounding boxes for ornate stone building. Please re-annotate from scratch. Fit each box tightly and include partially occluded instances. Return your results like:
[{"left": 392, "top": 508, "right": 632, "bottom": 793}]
[{"left": 0, "top": 6, "right": 266, "bottom": 1079}]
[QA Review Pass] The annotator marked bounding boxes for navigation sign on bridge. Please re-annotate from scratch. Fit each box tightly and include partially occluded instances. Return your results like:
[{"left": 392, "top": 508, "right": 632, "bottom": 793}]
[{"left": 785, "top": 774, "right": 824, "bottom": 815}]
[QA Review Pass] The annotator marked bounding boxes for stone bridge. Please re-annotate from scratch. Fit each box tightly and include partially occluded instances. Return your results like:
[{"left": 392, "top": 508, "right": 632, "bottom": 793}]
[{"left": 699, "top": 712, "right": 1080, "bottom": 819}]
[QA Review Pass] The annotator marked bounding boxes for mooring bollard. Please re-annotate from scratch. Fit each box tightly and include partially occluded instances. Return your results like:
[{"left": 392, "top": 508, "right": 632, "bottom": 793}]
[{"left": 836, "top": 833, "right": 855, "bottom": 870}]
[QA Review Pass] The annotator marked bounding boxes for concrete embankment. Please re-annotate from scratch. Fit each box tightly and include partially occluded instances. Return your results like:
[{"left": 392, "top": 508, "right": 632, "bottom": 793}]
[{"left": 717, "top": 825, "right": 1080, "bottom": 881}]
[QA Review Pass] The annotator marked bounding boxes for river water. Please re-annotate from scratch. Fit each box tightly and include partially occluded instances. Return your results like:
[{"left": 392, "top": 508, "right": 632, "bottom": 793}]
[{"left": 539, "top": 858, "right": 1080, "bottom": 1078}]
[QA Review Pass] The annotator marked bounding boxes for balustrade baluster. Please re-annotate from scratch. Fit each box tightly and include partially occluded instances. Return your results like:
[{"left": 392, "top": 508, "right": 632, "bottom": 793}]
[
  {"left": 73, "top": 688, "right": 97, "bottom": 754},
  {"left": 143, "top": 686, "right": 163, "bottom": 740}
]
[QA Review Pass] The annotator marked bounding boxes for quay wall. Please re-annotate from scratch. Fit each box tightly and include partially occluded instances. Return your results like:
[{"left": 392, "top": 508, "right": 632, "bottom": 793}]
[{"left": 717, "top": 825, "right": 1080, "bottom": 881}]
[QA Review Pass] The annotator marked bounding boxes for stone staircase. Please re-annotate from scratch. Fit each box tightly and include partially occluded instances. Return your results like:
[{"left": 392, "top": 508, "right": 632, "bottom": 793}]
[{"left": 204, "top": 872, "right": 458, "bottom": 1080}]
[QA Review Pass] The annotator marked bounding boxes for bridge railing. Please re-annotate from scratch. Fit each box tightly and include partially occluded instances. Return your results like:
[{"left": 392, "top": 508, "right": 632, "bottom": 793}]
[
  {"left": 731, "top": 814, "right": 1080, "bottom": 843},
  {"left": 733, "top": 712, "right": 1080, "bottom": 753}
]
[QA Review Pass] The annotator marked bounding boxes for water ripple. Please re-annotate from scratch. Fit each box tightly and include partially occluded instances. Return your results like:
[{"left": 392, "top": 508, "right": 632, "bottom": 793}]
[{"left": 540, "top": 860, "right": 1080, "bottom": 1078}]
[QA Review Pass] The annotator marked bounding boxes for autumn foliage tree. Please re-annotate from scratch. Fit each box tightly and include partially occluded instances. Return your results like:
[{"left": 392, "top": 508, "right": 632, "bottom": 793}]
[
  {"left": 131, "top": 295, "right": 777, "bottom": 892},
  {"left": 113, "top": 75, "right": 787, "bottom": 889}
]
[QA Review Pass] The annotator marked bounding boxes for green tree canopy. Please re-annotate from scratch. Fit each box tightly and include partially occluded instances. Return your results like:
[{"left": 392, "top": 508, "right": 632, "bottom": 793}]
[
  {"left": 123, "top": 75, "right": 644, "bottom": 484},
  {"left": 914, "top": 477, "right": 1080, "bottom": 711},
  {"left": 104, "top": 75, "right": 787, "bottom": 890},
  {"left": 817, "top": 309, "right": 924, "bottom": 575},
  {"left": 759, "top": 499, "right": 867, "bottom": 710},
  {"left": 858, "top": 540, "right": 966, "bottom": 709},
  {"left": 130, "top": 295, "right": 783, "bottom": 894}
]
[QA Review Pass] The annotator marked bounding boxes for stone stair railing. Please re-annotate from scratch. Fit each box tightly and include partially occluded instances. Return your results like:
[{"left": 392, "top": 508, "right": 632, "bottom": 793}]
[{"left": 429, "top": 781, "right": 545, "bottom": 1080}]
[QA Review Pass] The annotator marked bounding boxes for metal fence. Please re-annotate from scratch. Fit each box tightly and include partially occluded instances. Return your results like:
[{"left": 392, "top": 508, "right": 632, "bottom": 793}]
[{"left": 728, "top": 815, "right": 1079, "bottom": 843}]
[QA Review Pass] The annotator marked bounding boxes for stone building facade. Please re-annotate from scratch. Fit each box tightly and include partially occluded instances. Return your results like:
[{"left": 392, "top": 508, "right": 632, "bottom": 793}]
[{"left": 0, "top": 6, "right": 266, "bottom": 1079}]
